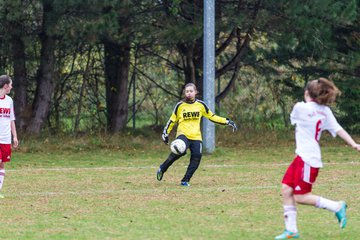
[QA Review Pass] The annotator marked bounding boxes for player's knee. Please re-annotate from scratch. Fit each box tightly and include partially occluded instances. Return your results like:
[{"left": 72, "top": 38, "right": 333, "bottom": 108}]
[
  {"left": 293, "top": 194, "right": 308, "bottom": 204},
  {"left": 190, "top": 154, "right": 202, "bottom": 162},
  {"left": 281, "top": 184, "right": 293, "bottom": 198}
]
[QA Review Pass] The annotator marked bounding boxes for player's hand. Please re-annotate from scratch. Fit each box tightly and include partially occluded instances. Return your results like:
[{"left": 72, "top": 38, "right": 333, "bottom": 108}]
[
  {"left": 13, "top": 137, "right": 19, "bottom": 148},
  {"left": 161, "top": 133, "right": 169, "bottom": 145},
  {"left": 353, "top": 143, "right": 360, "bottom": 151},
  {"left": 227, "top": 119, "right": 237, "bottom": 132}
]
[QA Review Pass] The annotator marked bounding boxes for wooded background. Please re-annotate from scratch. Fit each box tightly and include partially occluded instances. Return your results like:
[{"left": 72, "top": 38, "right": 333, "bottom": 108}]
[{"left": 1, "top": 0, "right": 359, "bottom": 135}]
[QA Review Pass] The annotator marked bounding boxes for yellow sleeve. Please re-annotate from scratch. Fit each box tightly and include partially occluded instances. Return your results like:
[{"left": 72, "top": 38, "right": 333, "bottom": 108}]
[
  {"left": 163, "top": 101, "right": 182, "bottom": 135},
  {"left": 199, "top": 100, "right": 227, "bottom": 125},
  {"left": 163, "top": 112, "right": 177, "bottom": 135},
  {"left": 204, "top": 109, "right": 227, "bottom": 125}
]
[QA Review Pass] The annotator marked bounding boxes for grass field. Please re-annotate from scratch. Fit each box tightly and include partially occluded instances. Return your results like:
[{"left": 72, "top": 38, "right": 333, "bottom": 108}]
[{"left": 0, "top": 131, "right": 359, "bottom": 239}]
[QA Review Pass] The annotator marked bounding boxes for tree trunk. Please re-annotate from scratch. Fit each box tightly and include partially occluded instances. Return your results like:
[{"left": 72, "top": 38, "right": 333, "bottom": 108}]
[
  {"left": 11, "top": 36, "right": 28, "bottom": 132},
  {"left": 103, "top": 40, "right": 131, "bottom": 133},
  {"left": 26, "top": 34, "right": 55, "bottom": 135},
  {"left": 26, "top": 1, "right": 57, "bottom": 135},
  {"left": 177, "top": 42, "right": 203, "bottom": 97},
  {"left": 73, "top": 48, "right": 92, "bottom": 133}
]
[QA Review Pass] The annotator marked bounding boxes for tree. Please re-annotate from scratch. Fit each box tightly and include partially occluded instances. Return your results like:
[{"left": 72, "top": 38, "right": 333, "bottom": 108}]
[
  {"left": 141, "top": 0, "right": 262, "bottom": 100},
  {"left": 103, "top": 39, "right": 131, "bottom": 133},
  {"left": 26, "top": 0, "right": 59, "bottom": 134},
  {"left": 98, "top": 1, "right": 139, "bottom": 133},
  {"left": 0, "top": 0, "right": 35, "bottom": 131},
  {"left": 0, "top": 0, "right": 359, "bottom": 135}
]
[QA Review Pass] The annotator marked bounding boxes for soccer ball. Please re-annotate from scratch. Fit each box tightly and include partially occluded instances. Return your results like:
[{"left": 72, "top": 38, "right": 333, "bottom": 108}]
[{"left": 170, "top": 139, "right": 186, "bottom": 155}]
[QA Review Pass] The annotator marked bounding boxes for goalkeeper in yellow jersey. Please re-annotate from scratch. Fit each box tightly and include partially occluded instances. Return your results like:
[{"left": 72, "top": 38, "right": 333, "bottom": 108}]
[{"left": 156, "top": 83, "right": 237, "bottom": 186}]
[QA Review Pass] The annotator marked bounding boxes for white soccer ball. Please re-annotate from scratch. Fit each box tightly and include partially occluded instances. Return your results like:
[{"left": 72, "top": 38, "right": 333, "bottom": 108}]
[{"left": 170, "top": 139, "right": 186, "bottom": 155}]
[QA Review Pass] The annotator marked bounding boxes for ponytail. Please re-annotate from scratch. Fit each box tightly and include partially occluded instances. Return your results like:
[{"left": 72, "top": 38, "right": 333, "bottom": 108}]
[{"left": 305, "top": 78, "right": 340, "bottom": 105}]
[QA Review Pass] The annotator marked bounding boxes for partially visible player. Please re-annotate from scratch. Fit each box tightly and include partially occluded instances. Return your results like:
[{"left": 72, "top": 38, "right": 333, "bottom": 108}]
[
  {"left": 0, "top": 75, "right": 18, "bottom": 198},
  {"left": 156, "top": 83, "right": 237, "bottom": 187},
  {"left": 275, "top": 78, "right": 360, "bottom": 239}
]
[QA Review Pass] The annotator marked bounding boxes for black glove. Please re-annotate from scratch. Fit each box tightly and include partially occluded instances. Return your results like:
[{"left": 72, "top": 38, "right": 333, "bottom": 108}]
[
  {"left": 161, "top": 132, "right": 169, "bottom": 145},
  {"left": 227, "top": 119, "right": 237, "bottom": 132}
]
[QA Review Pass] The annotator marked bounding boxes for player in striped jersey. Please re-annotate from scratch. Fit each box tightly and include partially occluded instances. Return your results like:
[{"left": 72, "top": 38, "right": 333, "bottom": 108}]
[
  {"left": 275, "top": 78, "right": 360, "bottom": 239},
  {"left": 156, "top": 83, "right": 237, "bottom": 186}
]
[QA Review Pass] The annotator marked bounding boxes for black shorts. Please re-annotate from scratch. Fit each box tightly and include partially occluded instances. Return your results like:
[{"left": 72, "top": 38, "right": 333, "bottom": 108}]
[{"left": 176, "top": 135, "right": 202, "bottom": 156}]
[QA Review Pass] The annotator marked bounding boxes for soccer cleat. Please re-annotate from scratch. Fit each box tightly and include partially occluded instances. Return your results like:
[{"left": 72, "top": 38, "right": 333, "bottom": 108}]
[
  {"left": 274, "top": 230, "right": 299, "bottom": 239},
  {"left": 335, "top": 201, "right": 347, "bottom": 228},
  {"left": 156, "top": 165, "right": 164, "bottom": 181},
  {"left": 181, "top": 181, "right": 190, "bottom": 187}
]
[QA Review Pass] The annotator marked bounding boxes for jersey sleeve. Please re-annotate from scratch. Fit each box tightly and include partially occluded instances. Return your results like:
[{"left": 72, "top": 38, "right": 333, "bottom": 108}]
[
  {"left": 163, "top": 113, "right": 176, "bottom": 135},
  {"left": 199, "top": 101, "right": 227, "bottom": 125},
  {"left": 163, "top": 102, "right": 181, "bottom": 135},
  {"left": 290, "top": 102, "right": 302, "bottom": 125},
  {"left": 324, "top": 107, "right": 343, "bottom": 137},
  {"left": 10, "top": 98, "right": 15, "bottom": 121}
]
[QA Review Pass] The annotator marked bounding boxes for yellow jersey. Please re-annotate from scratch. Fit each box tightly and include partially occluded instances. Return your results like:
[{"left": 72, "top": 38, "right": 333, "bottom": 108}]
[{"left": 163, "top": 99, "right": 227, "bottom": 141}]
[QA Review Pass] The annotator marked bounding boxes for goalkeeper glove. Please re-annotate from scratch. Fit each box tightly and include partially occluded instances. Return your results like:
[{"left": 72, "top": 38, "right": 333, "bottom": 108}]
[
  {"left": 226, "top": 119, "right": 237, "bottom": 132},
  {"left": 161, "top": 132, "right": 169, "bottom": 145}
]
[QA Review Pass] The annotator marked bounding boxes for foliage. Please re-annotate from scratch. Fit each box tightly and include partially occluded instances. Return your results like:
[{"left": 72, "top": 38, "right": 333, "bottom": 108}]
[
  {"left": 336, "top": 77, "right": 360, "bottom": 132},
  {"left": 0, "top": 0, "right": 359, "bottom": 134}
]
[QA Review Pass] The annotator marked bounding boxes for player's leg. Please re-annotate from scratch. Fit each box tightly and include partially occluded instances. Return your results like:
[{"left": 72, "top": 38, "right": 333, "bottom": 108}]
[
  {"left": 275, "top": 157, "right": 300, "bottom": 239},
  {"left": 276, "top": 184, "right": 299, "bottom": 239},
  {"left": 0, "top": 162, "right": 5, "bottom": 198},
  {"left": 294, "top": 193, "right": 347, "bottom": 228},
  {"left": 295, "top": 193, "right": 343, "bottom": 212},
  {"left": 180, "top": 140, "right": 202, "bottom": 186},
  {"left": 157, "top": 153, "right": 184, "bottom": 181},
  {"left": 282, "top": 184, "right": 296, "bottom": 205},
  {"left": 0, "top": 144, "right": 9, "bottom": 199},
  {"left": 157, "top": 135, "right": 189, "bottom": 181},
  {"left": 292, "top": 158, "right": 347, "bottom": 228}
]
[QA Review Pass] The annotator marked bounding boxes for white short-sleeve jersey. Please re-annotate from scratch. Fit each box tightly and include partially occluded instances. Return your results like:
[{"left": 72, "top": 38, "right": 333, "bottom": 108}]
[
  {"left": 0, "top": 95, "right": 15, "bottom": 144},
  {"left": 290, "top": 101, "right": 342, "bottom": 168}
]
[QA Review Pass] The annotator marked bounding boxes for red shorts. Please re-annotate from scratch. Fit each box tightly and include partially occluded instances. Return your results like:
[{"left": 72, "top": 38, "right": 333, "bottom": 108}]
[
  {"left": 0, "top": 144, "right": 12, "bottom": 162},
  {"left": 282, "top": 155, "right": 319, "bottom": 194}
]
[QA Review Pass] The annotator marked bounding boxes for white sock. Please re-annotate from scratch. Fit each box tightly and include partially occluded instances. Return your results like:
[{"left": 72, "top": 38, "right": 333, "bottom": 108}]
[
  {"left": 315, "top": 197, "right": 340, "bottom": 213},
  {"left": 0, "top": 169, "right": 5, "bottom": 190},
  {"left": 284, "top": 205, "right": 298, "bottom": 233}
]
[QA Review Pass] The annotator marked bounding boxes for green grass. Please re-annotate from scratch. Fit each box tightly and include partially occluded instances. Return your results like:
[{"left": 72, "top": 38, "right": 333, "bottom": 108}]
[{"left": 0, "top": 131, "right": 359, "bottom": 239}]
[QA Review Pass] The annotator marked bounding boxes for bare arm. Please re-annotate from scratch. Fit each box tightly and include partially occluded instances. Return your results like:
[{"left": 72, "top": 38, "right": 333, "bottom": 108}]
[
  {"left": 337, "top": 129, "right": 360, "bottom": 151},
  {"left": 10, "top": 120, "right": 18, "bottom": 148}
]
